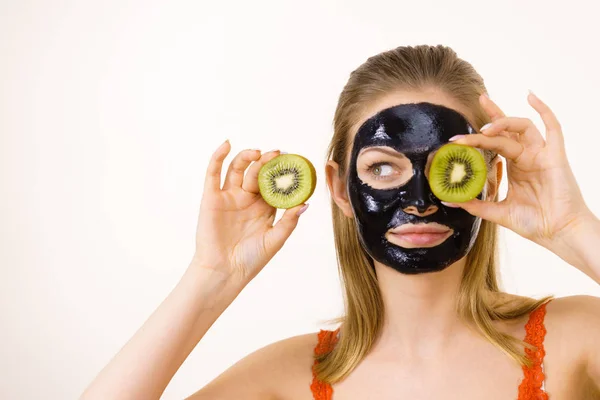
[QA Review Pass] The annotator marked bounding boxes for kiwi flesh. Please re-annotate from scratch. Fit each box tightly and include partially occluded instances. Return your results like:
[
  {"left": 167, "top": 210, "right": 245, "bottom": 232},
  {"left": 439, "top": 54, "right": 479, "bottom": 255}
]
[
  {"left": 428, "top": 143, "right": 487, "bottom": 203},
  {"left": 258, "top": 154, "right": 317, "bottom": 209}
]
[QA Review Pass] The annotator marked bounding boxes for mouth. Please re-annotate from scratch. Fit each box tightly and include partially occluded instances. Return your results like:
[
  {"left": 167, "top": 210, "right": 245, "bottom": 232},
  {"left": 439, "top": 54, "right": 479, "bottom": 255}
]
[{"left": 385, "top": 222, "right": 453, "bottom": 249}]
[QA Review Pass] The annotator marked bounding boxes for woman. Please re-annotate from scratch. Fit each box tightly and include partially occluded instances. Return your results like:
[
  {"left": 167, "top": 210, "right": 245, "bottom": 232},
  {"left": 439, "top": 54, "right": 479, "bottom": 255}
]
[{"left": 81, "top": 45, "right": 600, "bottom": 399}]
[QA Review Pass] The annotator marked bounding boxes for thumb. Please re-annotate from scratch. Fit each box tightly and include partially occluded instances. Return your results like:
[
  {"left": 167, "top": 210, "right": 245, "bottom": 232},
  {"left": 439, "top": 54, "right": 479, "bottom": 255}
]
[
  {"left": 442, "top": 198, "right": 505, "bottom": 225},
  {"left": 263, "top": 203, "right": 308, "bottom": 255}
]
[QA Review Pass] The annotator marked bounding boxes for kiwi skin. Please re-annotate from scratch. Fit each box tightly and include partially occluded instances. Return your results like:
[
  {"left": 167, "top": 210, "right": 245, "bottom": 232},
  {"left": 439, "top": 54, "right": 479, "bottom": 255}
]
[
  {"left": 257, "top": 154, "right": 317, "bottom": 209},
  {"left": 428, "top": 143, "right": 487, "bottom": 203}
]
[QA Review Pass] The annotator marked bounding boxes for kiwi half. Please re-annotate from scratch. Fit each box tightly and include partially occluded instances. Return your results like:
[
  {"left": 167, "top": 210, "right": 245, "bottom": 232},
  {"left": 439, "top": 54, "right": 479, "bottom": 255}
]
[
  {"left": 258, "top": 154, "right": 317, "bottom": 209},
  {"left": 428, "top": 143, "right": 487, "bottom": 203}
]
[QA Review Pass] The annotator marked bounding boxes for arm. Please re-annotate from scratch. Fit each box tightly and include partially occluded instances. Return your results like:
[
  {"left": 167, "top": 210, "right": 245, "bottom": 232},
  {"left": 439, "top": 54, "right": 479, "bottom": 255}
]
[
  {"left": 80, "top": 141, "right": 309, "bottom": 399},
  {"left": 449, "top": 93, "right": 600, "bottom": 390},
  {"left": 545, "top": 214, "right": 600, "bottom": 285},
  {"left": 550, "top": 218, "right": 600, "bottom": 390},
  {"left": 80, "top": 264, "right": 243, "bottom": 400}
]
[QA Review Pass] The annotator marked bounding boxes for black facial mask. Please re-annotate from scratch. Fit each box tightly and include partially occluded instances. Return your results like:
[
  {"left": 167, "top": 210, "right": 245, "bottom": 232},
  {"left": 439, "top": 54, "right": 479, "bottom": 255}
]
[{"left": 347, "top": 102, "right": 484, "bottom": 275}]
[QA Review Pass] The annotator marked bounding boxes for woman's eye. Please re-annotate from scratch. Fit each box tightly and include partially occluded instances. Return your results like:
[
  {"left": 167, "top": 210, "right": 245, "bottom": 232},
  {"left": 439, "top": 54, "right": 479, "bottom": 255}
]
[{"left": 369, "top": 163, "right": 395, "bottom": 178}]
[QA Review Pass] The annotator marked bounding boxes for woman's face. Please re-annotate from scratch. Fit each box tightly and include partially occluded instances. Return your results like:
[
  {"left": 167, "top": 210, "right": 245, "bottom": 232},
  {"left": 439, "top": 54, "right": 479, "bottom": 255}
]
[{"left": 330, "top": 89, "right": 493, "bottom": 275}]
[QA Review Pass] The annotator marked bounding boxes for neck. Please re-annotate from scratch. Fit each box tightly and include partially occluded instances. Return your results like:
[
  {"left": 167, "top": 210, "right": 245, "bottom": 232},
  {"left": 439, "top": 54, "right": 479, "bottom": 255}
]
[{"left": 373, "top": 257, "right": 470, "bottom": 358}]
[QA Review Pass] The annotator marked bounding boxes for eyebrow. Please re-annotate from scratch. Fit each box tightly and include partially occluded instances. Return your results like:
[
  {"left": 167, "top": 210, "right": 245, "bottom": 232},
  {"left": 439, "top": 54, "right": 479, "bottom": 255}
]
[{"left": 358, "top": 147, "right": 408, "bottom": 159}]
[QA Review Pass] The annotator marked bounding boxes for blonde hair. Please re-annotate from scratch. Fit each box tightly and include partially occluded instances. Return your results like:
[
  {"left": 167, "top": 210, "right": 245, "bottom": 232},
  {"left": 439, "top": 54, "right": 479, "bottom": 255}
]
[{"left": 316, "top": 44, "right": 553, "bottom": 383}]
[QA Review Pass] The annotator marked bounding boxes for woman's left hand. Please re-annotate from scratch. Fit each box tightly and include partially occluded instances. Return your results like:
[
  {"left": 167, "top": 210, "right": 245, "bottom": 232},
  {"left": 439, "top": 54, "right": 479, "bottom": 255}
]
[{"left": 448, "top": 92, "right": 594, "bottom": 250}]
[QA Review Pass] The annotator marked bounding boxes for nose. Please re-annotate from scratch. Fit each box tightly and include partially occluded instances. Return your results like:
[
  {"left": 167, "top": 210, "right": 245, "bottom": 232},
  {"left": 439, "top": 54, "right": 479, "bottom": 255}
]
[
  {"left": 403, "top": 204, "right": 438, "bottom": 217},
  {"left": 401, "top": 170, "right": 438, "bottom": 217}
]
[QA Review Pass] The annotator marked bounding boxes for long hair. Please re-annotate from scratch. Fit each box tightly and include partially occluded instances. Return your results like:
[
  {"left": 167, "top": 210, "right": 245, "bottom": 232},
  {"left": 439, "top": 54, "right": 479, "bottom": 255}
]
[{"left": 315, "top": 44, "right": 553, "bottom": 383}]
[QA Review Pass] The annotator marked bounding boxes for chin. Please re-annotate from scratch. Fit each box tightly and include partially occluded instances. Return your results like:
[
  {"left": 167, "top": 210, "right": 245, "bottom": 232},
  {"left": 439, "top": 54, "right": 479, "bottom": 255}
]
[{"left": 374, "top": 245, "right": 462, "bottom": 275}]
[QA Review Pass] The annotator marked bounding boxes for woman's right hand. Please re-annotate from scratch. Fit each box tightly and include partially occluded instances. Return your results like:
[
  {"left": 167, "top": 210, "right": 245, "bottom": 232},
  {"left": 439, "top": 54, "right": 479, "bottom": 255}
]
[{"left": 191, "top": 140, "right": 309, "bottom": 287}]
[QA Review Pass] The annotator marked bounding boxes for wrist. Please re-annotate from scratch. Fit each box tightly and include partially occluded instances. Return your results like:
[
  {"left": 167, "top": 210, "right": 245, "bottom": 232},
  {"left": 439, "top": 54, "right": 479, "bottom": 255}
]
[
  {"left": 547, "top": 211, "right": 600, "bottom": 276},
  {"left": 184, "top": 258, "right": 245, "bottom": 308},
  {"left": 554, "top": 210, "right": 599, "bottom": 246}
]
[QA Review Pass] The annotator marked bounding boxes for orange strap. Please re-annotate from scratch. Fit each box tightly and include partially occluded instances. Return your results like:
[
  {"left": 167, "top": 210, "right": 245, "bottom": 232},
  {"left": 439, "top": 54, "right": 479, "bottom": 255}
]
[
  {"left": 311, "top": 301, "right": 551, "bottom": 400},
  {"left": 517, "top": 299, "right": 551, "bottom": 399},
  {"left": 310, "top": 328, "right": 340, "bottom": 400}
]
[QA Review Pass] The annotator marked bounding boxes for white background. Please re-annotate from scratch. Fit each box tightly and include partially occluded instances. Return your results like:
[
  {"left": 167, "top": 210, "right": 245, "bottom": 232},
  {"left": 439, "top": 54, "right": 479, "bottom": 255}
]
[{"left": 2, "top": 0, "right": 600, "bottom": 398}]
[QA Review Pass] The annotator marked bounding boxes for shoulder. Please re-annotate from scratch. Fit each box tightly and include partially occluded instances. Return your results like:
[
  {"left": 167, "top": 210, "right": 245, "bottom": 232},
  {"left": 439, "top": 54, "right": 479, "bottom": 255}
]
[
  {"left": 488, "top": 293, "right": 599, "bottom": 351},
  {"left": 488, "top": 292, "right": 599, "bottom": 322},
  {"left": 248, "top": 331, "right": 325, "bottom": 399},
  {"left": 261, "top": 331, "right": 322, "bottom": 374},
  {"left": 519, "top": 295, "right": 600, "bottom": 354},
  {"left": 189, "top": 331, "right": 322, "bottom": 400},
  {"left": 544, "top": 295, "right": 600, "bottom": 346},
  {"left": 544, "top": 295, "right": 600, "bottom": 333},
  {"left": 544, "top": 295, "right": 600, "bottom": 388},
  {"left": 491, "top": 294, "right": 600, "bottom": 393}
]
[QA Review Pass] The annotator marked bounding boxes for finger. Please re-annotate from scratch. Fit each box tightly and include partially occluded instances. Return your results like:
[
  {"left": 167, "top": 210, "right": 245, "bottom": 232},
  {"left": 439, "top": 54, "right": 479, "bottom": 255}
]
[
  {"left": 527, "top": 91, "right": 564, "bottom": 148},
  {"left": 479, "top": 93, "right": 506, "bottom": 122},
  {"left": 480, "top": 117, "right": 530, "bottom": 135},
  {"left": 204, "top": 140, "right": 231, "bottom": 192},
  {"left": 479, "top": 116, "right": 545, "bottom": 147},
  {"left": 442, "top": 198, "right": 505, "bottom": 226},
  {"left": 243, "top": 150, "right": 282, "bottom": 193},
  {"left": 222, "top": 149, "right": 262, "bottom": 190},
  {"left": 478, "top": 95, "right": 519, "bottom": 141},
  {"left": 452, "top": 134, "right": 524, "bottom": 162},
  {"left": 263, "top": 203, "right": 308, "bottom": 254}
]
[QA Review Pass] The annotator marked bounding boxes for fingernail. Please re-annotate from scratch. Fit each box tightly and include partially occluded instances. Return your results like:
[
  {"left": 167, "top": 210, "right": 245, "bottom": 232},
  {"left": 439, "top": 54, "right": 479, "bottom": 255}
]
[
  {"left": 528, "top": 89, "right": 536, "bottom": 97},
  {"left": 280, "top": 151, "right": 288, "bottom": 154},
  {"left": 267, "top": 149, "right": 280, "bottom": 153},
  {"left": 449, "top": 135, "right": 465, "bottom": 142},
  {"left": 441, "top": 201, "right": 460, "bottom": 208},
  {"left": 480, "top": 123, "right": 493, "bottom": 131},
  {"left": 297, "top": 203, "right": 309, "bottom": 216}
]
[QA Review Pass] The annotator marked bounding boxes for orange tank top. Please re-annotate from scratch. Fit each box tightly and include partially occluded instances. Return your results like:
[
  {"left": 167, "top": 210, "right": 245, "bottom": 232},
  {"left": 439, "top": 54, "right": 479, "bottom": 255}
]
[{"left": 310, "top": 300, "right": 551, "bottom": 400}]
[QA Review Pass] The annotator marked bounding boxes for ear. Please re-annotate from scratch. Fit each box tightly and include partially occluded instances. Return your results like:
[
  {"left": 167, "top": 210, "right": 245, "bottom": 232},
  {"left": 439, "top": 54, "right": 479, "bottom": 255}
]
[
  {"left": 325, "top": 160, "right": 354, "bottom": 218},
  {"left": 485, "top": 156, "right": 503, "bottom": 200}
]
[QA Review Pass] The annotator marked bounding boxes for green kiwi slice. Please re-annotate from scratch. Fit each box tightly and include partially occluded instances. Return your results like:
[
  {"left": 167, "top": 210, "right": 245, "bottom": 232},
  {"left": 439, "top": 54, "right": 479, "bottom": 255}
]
[
  {"left": 258, "top": 154, "right": 317, "bottom": 209},
  {"left": 428, "top": 143, "right": 487, "bottom": 203}
]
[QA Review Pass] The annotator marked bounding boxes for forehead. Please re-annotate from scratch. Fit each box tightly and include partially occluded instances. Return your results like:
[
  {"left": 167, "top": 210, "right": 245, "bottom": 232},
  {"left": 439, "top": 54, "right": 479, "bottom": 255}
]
[{"left": 349, "top": 89, "right": 476, "bottom": 148}]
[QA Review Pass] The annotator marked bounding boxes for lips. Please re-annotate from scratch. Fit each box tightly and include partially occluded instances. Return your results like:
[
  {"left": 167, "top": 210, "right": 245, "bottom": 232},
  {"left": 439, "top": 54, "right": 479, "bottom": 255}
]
[
  {"left": 386, "top": 223, "right": 453, "bottom": 248},
  {"left": 388, "top": 222, "right": 451, "bottom": 235}
]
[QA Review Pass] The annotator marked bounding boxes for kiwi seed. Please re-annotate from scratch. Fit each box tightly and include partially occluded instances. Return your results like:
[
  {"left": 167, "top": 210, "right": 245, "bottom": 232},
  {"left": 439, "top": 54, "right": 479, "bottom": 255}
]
[
  {"left": 428, "top": 143, "right": 487, "bottom": 203},
  {"left": 258, "top": 154, "right": 317, "bottom": 209}
]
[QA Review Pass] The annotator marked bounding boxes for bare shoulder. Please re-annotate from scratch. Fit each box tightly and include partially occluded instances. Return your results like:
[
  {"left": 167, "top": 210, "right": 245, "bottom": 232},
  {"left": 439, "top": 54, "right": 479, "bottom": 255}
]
[
  {"left": 491, "top": 293, "right": 600, "bottom": 395},
  {"left": 545, "top": 295, "right": 600, "bottom": 393},
  {"left": 545, "top": 295, "right": 600, "bottom": 333},
  {"left": 490, "top": 292, "right": 600, "bottom": 324},
  {"left": 545, "top": 294, "right": 600, "bottom": 339},
  {"left": 489, "top": 292, "right": 600, "bottom": 357},
  {"left": 187, "top": 331, "right": 320, "bottom": 400}
]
